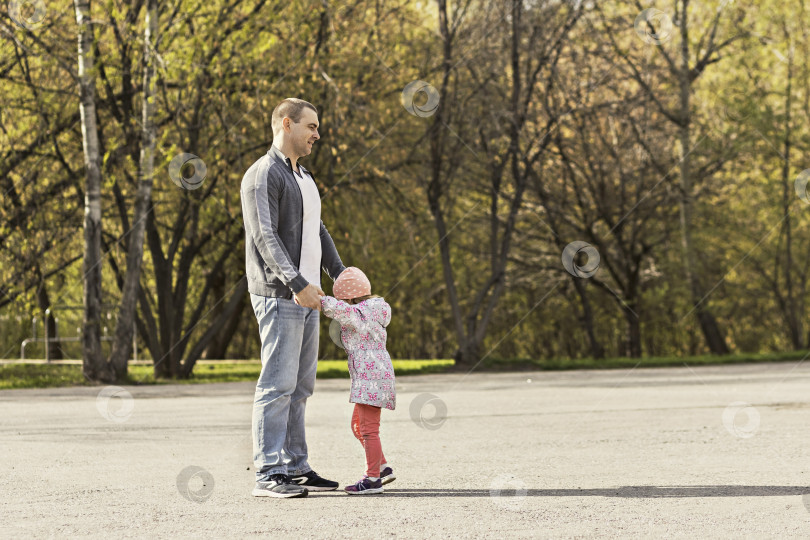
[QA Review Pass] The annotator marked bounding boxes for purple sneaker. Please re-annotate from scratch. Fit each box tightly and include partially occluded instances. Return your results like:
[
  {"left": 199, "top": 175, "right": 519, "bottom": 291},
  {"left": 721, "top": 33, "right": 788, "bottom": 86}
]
[
  {"left": 380, "top": 467, "right": 396, "bottom": 485},
  {"left": 344, "top": 477, "right": 383, "bottom": 495}
]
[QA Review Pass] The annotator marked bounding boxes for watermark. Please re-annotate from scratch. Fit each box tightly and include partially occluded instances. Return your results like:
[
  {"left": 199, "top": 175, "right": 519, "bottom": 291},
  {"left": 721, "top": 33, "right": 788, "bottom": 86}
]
[
  {"left": 176, "top": 465, "right": 215, "bottom": 503},
  {"left": 96, "top": 386, "right": 134, "bottom": 423},
  {"left": 328, "top": 319, "right": 344, "bottom": 349},
  {"left": 401, "top": 80, "right": 440, "bottom": 118},
  {"left": 409, "top": 392, "right": 447, "bottom": 430},
  {"left": 633, "top": 8, "right": 673, "bottom": 45},
  {"left": 489, "top": 473, "right": 528, "bottom": 511},
  {"left": 9, "top": 0, "right": 47, "bottom": 30},
  {"left": 771, "top": 48, "right": 788, "bottom": 64},
  {"left": 721, "top": 401, "right": 760, "bottom": 439},
  {"left": 714, "top": 90, "right": 751, "bottom": 123},
  {"left": 795, "top": 169, "right": 810, "bottom": 204},
  {"left": 168, "top": 153, "right": 207, "bottom": 190},
  {"left": 802, "top": 493, "right": 810, "bottom": 513},
  {"left": 634, "top": 9, "right": 673, "bottom": 45},
  {"left": 562, "top": 241, "right": 600, "bottom": 278}
]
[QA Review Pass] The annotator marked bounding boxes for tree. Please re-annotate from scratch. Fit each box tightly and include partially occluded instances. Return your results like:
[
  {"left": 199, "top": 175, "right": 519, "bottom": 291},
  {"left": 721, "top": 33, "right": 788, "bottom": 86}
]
[
  {"left": 541, "top": 94, "right": 675, "bottom": 358},
  {"left": 107, "top": 0, "right": 158, "bottom": 377},
  {"left": 74, "top": 0, "right": 107, "bottom": 380},
  {"left": 596, "top": 0, "right": 747, "bottom": 354},
  {"left": 415, "top": 0, "right": 583, "bottom": 365},
  {"left": 720, "top": 1, "right": 810, "bottom": 351}
]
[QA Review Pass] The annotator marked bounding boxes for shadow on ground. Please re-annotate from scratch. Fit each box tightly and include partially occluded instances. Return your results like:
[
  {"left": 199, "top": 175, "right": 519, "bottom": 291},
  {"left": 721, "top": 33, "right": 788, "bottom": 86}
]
[{"left": 325, "top": 486, "right": 810, "bottom": 498}]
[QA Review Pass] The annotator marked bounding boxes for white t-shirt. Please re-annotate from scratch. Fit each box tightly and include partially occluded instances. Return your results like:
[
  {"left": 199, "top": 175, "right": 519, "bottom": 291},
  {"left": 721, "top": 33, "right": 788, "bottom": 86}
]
[{"left": 293, "top": 167, "right": 322, "bottom": 289}]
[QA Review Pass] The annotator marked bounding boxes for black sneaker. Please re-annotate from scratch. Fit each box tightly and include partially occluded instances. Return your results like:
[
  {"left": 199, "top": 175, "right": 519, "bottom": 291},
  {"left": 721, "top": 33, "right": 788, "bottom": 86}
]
[
  {"left": 380, "top": 466, "right": 396, "bottom": 485},
  {"left": 252, "top": 474, "right": 308, "bottom": 498},
  {"left": 290, "top": 470, "right": 339, "bottom": 491}
]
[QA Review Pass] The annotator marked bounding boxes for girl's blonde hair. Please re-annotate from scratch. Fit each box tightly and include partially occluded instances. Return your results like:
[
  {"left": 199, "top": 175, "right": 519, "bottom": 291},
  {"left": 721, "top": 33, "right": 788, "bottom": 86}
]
[{"left": 348, "top": 294, "right": 381, "bottom": 305}]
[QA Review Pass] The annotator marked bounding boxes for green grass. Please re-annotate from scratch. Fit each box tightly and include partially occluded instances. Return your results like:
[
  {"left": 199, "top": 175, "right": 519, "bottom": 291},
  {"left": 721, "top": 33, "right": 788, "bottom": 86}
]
[
  {"left": 472, "top": 349, "right": 810, "bottom": 371},
  {"left": 0, "top": 364, "right": 84, "bottom": 390},
  {"left": 0, "top": 359, "right": 455, "bottom": 390},
  {"left": 3, "top": 350, "right": 809, "bottom": 390}
]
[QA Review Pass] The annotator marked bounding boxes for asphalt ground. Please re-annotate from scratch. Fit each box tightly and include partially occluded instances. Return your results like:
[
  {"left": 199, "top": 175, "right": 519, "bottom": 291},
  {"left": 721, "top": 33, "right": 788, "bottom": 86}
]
[{"left": 2, "top": 362, "right": 810, "bottom": 538}]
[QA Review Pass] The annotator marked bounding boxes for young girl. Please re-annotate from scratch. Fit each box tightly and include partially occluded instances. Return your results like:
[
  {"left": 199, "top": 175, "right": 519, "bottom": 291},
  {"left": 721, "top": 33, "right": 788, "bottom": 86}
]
[{"left": 320, "top": 266, "right": 396, "bottom": 495}]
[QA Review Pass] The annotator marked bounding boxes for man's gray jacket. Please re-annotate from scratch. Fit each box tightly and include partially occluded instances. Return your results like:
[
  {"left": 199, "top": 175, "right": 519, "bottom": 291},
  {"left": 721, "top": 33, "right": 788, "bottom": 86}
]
[{"left": 241, "top": 145, "right": 345, "bottom": 298}]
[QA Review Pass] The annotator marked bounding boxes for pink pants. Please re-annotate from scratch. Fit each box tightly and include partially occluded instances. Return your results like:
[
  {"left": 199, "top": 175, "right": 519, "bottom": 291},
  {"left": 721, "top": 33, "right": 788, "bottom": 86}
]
[{"left": 351, "top": 403, "right": 387, "bottom": 477}]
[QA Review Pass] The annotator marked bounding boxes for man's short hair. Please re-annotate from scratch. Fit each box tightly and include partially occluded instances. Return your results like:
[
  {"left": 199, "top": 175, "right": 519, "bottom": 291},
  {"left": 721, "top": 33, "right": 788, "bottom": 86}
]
[{"left": 271, "top": 98, "right": 318, "bottom": 135}]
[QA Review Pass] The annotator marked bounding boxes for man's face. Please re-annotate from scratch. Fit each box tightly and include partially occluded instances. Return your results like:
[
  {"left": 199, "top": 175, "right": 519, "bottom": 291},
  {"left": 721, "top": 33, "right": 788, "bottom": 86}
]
[{"left": 286, "top": 108, "right": 320, "bottom": 158}]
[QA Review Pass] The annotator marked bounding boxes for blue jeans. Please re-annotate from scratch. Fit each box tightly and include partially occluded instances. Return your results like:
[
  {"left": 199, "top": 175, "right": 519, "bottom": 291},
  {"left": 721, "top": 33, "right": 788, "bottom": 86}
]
[{"left": 250, "top": 293, "right": 320, "bottom": 481}]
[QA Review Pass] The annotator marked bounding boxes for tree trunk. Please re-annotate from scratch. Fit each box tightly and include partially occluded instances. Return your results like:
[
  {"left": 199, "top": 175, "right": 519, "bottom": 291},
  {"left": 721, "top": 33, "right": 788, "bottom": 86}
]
[
  {"left": 35, "top": 265, "right": 64, "bottom": 360},
  {"left": 454, "top": 340, "right": 481, "bottom": 367},
  {"left": 108, "top": 0, "right": 159, "bottom": 377},
  {"left": 180, "top": 278, "right": 248, "bottom": 377},
  {"left": 431, "top": 0, "right": 469, "bottom": 363},
  {"left": 203, "top": 272, "right": 246, "bottom": 360},
  {"left": 74, "top": 0, "right": 110, "bottom": 382},
  {"left": 779, "top": 35, "right": 804, "bottom": 350},
  {"left": 676, "top": 0, "right": 729, "bottom": 354},
  {"left": 154, "top": 358, "right": 176, "bottom": 379},
  {"left": 572, "top": 278, "right": 605, "bottom": 359},
  {"left": 624, "top": 303, "right": 641, "bottom": 358}
]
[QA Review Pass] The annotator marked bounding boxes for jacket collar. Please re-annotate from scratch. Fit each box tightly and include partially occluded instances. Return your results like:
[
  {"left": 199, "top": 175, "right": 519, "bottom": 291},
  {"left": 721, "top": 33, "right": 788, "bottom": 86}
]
[{"left": 268, "top": 144, "right": 309, "bottom": 176}]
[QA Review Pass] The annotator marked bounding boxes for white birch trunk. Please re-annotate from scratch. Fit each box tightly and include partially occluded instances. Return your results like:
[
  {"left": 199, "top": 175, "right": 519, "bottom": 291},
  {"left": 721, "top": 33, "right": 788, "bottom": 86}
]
[{"left": 74, "top": 0, "right": 109, "bottom": 381}]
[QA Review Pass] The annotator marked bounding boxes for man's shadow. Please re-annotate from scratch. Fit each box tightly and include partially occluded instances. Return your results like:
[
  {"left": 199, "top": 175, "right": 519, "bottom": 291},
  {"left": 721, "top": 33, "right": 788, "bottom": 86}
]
[{"left": 367, "top": 486, "right": 810, "bottom": 498}]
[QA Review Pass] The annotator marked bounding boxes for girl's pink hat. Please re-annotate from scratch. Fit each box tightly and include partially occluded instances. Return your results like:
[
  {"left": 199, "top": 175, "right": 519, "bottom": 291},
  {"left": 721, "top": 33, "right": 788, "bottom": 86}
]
[{"left": 333, "top": 267, "right": 371, "bottom": 300}]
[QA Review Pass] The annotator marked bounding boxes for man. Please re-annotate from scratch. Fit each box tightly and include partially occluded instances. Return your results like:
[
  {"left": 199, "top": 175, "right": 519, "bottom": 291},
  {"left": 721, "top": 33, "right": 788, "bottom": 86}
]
[{"left": 241, "top": 98, "right": 345, "bottom": 498}]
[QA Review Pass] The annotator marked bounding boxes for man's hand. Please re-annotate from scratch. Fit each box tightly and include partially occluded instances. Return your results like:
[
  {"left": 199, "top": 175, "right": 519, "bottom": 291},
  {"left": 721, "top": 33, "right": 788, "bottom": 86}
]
[{"left": 293, "top": 283, "right": 325, "bottom": 310}]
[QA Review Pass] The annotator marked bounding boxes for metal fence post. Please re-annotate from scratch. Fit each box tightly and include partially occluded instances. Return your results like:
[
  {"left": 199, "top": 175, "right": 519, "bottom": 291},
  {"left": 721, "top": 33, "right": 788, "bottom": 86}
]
[{"left": 44, "top": 308, "right": 50, "bottom": 363}]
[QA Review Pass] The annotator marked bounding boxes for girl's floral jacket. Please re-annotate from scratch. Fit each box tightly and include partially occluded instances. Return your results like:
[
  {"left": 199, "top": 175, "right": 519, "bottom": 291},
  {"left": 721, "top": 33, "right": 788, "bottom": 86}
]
[{"left": 320, "top": 296, "right": 396, "bottom": 410}]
